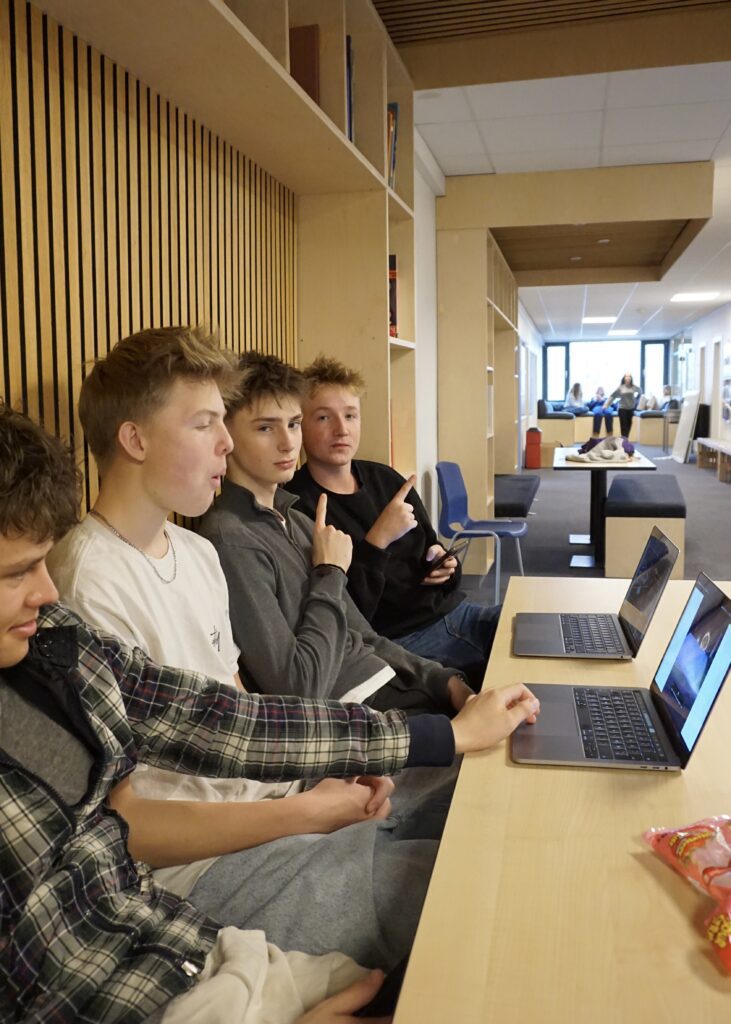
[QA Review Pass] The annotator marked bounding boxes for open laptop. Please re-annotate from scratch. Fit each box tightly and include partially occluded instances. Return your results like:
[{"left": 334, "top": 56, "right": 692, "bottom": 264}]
[
  {"left": 511, "top": 573, "right": 731, "bottom": 771},
  {"left": 512, "top": 526, "right": 679, "bottom": 660}
]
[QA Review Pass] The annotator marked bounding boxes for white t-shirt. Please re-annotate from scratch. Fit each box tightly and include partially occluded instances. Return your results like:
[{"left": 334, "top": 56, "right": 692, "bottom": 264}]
[
  {"left": 49, "top": 516, "right": 239, "bottom": 682},
  {"left": 48, "top": 516, "right": 301, "bottom": 895}
]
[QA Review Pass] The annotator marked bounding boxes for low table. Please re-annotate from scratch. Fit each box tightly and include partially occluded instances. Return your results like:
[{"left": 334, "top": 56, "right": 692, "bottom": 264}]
[
  {"left": 552, "top": 447, "right": 656, "bottom": 568},
  {"left": 696, "top": 438, "right": 731, "bottom": 484}
]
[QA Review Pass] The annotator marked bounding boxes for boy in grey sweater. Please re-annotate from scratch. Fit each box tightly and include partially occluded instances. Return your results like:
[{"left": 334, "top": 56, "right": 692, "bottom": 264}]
[{"left": 199, "top": 353, "right": 473, "bottom": 718}]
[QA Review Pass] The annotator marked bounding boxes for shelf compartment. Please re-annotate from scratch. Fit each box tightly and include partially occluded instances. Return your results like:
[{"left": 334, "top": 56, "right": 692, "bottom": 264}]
[{"left": 36, "top": 0, "right": 385, "bottom": 196}]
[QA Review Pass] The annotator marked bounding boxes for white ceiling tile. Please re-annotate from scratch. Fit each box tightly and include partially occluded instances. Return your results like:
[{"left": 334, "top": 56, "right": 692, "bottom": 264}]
[
  {"left": 491, "top": 147, "right": 599, "bottom": 173},
  {"left": 412, "top": 63, "right": 731, "bottom": 343},
  {"left": 414, "top": 88, "right": 473, "bottom": 125},
  {"left": 465, "top": 74, "right": 607, "bottom": 119},
  {"left": 417, "top": 120, "right": 486, "bottom": 160},
  {"left": 441, "top": 154, "right": 495, "bottom": 175},
  {"left": 584, "top": 284, "right": 638, "bottom": 317},
  {"left": 606, "top": 61, "right": 731, "bottom": 109},
  {"left": 713, "top": 125, "right": 731, "bottom": 166},
  {"left": 604, "top": 102, "right": 731, "bottom": 146},
  {"left": 478, "top": 111, "right": 601, "bottom": 155},
  {"left": 601, "top": 139, "right": 717, "bottom": 166}
]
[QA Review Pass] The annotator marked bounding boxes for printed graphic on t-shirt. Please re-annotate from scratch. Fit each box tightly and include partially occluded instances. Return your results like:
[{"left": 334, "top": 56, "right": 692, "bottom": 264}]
[{"left": 210, "top": 627, "right": 221, "bottom": 652}]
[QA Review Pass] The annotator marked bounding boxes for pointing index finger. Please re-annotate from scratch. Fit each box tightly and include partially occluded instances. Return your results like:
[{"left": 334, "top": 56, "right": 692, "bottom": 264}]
[
  {"left": 395, "top": 474, "right": 416, "bottom": 501},
  {"left": 314, "top": 492, "right": 328, "bottom": 528}
]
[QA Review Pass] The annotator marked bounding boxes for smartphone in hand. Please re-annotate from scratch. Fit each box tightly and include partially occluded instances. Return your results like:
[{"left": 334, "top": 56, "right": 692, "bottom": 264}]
[{"left": 426, "top": 539, "right": 469, "bottom": 572}]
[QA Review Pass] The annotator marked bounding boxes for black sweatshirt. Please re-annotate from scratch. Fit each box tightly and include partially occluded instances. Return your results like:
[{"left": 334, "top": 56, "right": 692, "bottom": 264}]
[{"left": 286, "top": 460, "right": 465, "bottom": 639}]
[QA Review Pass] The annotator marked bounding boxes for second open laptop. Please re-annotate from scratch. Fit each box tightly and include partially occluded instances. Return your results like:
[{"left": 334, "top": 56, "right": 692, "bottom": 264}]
[
  {"left": 512, "top": 526, "right": 679, "bottom": 660},
  {"left": 511, "top": 573, "right": 731, "bottom": 772}
]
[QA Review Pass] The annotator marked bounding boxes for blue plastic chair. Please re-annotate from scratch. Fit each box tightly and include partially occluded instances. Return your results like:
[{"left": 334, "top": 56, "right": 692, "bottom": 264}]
[{"left": 436, "top": 461, "right": 526, "bottom": 603}]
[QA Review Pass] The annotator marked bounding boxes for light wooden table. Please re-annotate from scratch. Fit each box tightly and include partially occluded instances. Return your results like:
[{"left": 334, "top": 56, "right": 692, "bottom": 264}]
[
  {"left": 394, "top": 577, "right": 731, "bottom": 1024},
  {"left": 553, "top": 447, "right": 656, "bottom": 568}
]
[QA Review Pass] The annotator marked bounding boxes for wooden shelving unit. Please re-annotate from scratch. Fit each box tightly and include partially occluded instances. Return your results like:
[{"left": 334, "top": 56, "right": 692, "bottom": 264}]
[
  {"left": 37, "top": 0, "right": 416, "bottom": 474},
  {"left": 436, "top": 228, "right": 518, "bottom": 574}
]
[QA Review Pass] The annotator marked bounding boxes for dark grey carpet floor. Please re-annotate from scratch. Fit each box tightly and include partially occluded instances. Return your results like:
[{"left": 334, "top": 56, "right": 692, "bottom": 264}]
[{"left": 462, "top": 445, "right": 731, "bottom": 603}]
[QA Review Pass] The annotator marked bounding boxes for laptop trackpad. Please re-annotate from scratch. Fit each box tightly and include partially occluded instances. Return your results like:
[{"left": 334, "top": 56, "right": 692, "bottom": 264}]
[
  {"left": 511, "top": 684, "right": 584, "bottom": 761},
  {"left": 513, "top": 614, "right": 564, "bottom": 656}
]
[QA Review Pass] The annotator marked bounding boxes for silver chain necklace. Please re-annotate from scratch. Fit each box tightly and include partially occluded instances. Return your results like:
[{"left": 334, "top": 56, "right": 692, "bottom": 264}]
[{"left": 89, "top": 508, "right": 178, "bottom": 584}]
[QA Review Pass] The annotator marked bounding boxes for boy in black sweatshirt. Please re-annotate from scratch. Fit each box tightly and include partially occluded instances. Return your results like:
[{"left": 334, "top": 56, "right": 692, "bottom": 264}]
[{"left": 286, "top": 356, "right": 501, "bottom": 690}]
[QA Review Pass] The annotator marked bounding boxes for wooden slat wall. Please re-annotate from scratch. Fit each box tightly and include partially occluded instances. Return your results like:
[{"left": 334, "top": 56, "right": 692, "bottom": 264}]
[{"left": 0, "top": 0, "right": 296, "bottom": 507}]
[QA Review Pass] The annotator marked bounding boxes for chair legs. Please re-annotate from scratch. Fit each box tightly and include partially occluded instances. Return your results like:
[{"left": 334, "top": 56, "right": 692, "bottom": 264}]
[
  {"left": 477, "top": 533, "right": 524, "bottom": 603},
  {"left": 515, "top": 538, "right": 524, "bottom": 577},
  {"left": 450, "top": 529, "right": 524, "bottom": 604},
  {"left": 477, "top": 533, "right": 501, "bottom": 604}
]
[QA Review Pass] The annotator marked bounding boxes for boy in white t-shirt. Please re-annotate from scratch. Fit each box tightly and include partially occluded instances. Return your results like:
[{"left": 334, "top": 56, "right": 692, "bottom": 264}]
[{"left": 48, "top": 326, "right": 437, "bottom": 973}]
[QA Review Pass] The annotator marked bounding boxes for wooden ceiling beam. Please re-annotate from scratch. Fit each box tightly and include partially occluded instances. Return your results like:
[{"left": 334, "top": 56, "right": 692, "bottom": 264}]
[
  {"left": 437, "top": 163, "right": 714, "bottom": 230},
  {"left": 395, "top": 4, "right": 731, "bottom": 87}
]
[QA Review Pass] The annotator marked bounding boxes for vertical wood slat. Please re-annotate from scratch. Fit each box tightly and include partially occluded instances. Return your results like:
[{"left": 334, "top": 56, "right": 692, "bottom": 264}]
[
  {"left": 138, "top": 82, "right": 150, "bottom": 333},
  {"left": 14, "top": 0, "right": 35, "bottom": 417},
  {"left": 1, "top": 0, "right": 296, "bottom": 509},
  {"left": 0, "top": 0, "right": 21, "bottom": 408},
  {"left": 29, "top": 5, "right": 53, "bottom": 428}
]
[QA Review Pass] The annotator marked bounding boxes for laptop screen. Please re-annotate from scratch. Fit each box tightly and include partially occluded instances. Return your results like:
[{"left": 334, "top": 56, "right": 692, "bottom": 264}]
[
  {"left": 650, "top": 574, "right": 731, "bottom": 767},
  {"left": 618, "top": 527, "right": 680, "bottom": 655}
]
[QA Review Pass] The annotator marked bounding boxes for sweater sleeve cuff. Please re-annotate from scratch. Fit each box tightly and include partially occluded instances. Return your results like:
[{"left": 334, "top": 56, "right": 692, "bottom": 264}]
[
  {"left": 354, "top": 538, "right": 390, "bottom": 569},
  {"left": 404, "top": 714, "right": 455, "bottom": 767}
]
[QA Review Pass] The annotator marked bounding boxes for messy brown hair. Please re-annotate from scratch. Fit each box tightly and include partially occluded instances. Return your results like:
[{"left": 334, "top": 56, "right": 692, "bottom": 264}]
[
  {"left": 79, "top": 326, "right": 238, "bottom": 469},
  {"left": 301, "top": 355, "right": 366, "bottom": 398},
  {"left": 226, "top": 351, "right": 306, "bottom": 415},
  {"left": 0, "top": 404, "right": 80, "bottom": 542}
]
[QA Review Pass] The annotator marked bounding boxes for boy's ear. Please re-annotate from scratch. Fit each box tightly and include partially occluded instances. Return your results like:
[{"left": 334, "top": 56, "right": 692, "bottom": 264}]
[{"left": 117, "top": 421, "right": 147, "bottom": 463}]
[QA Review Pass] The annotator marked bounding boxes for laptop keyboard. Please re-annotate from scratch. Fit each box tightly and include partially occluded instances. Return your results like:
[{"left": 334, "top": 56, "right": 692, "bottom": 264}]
[
  {"left": 573, "top": 687, "right": 669, "bottom": 763},
  {"left": 560, "top": 613, "right": 626, "bottom": 655}
]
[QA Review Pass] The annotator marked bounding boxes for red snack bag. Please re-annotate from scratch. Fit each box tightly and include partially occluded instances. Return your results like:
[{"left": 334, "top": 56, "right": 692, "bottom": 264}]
[
  {"left": 644, "top": 815, "right": 731, "bottom": 901},
  {"left": 705, "top": 895, "right": 731, "bottom": 974}
]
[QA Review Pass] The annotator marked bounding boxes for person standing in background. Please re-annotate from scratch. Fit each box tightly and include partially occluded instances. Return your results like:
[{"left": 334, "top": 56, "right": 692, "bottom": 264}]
[{"left": 604, "top": 373, "right": 641, "bottom": 438}]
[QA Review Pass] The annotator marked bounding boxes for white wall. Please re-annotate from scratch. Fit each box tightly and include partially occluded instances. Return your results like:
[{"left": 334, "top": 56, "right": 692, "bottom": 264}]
[
  {"left": 413, "top": 131, "right": 445, "bottom": 521},
  {"left": 518, "top": 301, "right": 544, "bottom": 425},
  {"left": 687, "top": 301, "right": 731, "bottom": 442}
]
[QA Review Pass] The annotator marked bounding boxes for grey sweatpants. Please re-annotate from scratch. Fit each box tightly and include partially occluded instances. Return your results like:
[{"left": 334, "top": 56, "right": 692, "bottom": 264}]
[{"left": 186, "top": 761, "right": 459, "bottom": 971}]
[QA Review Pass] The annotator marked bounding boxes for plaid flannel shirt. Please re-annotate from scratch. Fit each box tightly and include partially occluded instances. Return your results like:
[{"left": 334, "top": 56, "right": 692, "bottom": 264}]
[{"left": 0, "top": 604, "right": 410, "bottom": 1024}]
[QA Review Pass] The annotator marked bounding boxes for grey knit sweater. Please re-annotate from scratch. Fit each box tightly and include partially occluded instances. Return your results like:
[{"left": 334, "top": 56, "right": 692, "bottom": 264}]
[{"left": 199, "top": 480, "right": 457, "bottom": 705}]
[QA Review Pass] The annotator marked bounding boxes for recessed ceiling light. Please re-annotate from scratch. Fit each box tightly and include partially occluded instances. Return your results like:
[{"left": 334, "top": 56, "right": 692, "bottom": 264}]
[
  {"left": 582, "top": 316, "right": 616, "bottom": 324},
  {"left": 670, "top": 291, "right": 720, "bottom": 302},
  {"left": 569, "top": 255, "right": 582, "bottom": 262},
  {"left": 597, "top": 238, "right": 610, "bottom": 244},
  {"left": 608, "top": 329, "right": 638, "bottom": 336}
]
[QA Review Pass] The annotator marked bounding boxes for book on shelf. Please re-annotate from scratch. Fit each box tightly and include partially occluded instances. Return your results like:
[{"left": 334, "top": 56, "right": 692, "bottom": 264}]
[
  {"left": 388, "top": 254, "right": 398, "bottom": 338},
  {"left": 289, "top": 25, "right": 320, "bottom": 104},
  {"left": 387, "top": 102, "right": 398, "bottom": 189},
  {"left": 346, "top": 35, "right": 354, "bottom": 142}
]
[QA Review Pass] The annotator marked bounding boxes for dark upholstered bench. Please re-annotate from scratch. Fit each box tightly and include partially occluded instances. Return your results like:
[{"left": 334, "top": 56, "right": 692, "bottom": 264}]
[
  {"left": 494, "top": 474, "right": 540, "bottom": 518},
  {"left": 604, "top": 475, "right": 686, "bottom": 578}
]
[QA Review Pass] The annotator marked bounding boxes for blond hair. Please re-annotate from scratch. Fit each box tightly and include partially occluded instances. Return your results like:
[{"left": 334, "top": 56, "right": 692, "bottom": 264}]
[
  {"left": 79, "top": 326, "right": 238, "bottom": 468},
  {"left": 301, "top": 355, "right": 366, "bottom": 398}
]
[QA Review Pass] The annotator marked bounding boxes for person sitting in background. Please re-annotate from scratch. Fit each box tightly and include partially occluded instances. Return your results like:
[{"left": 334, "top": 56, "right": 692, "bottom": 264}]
[
  {"left": 586, "top": 385, "right": 614, "bottom": 436},
  {"left": 660, "top": 385, "right": 679, "bottom": 412},
  {"left": 604, "top": 373, "right": 641, "bottom": 438},
  {"left": 564, "top": 382, "right": 587, "bottom": 413}
]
